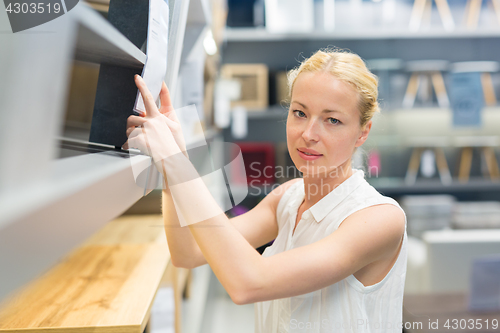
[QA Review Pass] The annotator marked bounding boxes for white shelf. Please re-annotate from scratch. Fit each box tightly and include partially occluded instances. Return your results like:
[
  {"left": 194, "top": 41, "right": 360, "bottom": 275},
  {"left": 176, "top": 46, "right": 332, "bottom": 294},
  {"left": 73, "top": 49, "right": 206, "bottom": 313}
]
[
  {"left": 368, "top": 177, "right": 500, "bottom": 195},
  {"left": 187, "top": 0, "right": 210, "bottom": 26},
  {"left": 0, "top": 152, "right": 155, "bottom": 301},
  {"left": 72, "top": 3, "right": 146, "bottom": 67},
  {"left": 0, "top": 0, "right": 213, "bottom": 304},
  {"left": 224, "top": 27, "right": 500, "bottom": 42},
  {"left": 230, "top": 177, "right": 500, "bottom": 201},
  {"left": 181, "top": 23, "right": 207, "bottom": 63},
  {"left": 181, "top": 0, "right": 210, "bottom": 63}
]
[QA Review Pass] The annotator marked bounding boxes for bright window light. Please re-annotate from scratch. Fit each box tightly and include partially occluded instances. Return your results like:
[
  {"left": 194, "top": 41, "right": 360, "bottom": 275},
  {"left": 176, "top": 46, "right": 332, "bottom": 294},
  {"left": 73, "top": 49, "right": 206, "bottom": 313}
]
[{"left": 204, "top": 29, "right": 217, "bottom": 56}]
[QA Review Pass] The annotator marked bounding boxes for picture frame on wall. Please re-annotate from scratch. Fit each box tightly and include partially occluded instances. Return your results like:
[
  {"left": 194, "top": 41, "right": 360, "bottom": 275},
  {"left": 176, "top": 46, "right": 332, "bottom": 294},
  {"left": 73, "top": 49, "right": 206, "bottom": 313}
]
[{"left": 221, "top": 63, "right": 269, "bottom": 111}]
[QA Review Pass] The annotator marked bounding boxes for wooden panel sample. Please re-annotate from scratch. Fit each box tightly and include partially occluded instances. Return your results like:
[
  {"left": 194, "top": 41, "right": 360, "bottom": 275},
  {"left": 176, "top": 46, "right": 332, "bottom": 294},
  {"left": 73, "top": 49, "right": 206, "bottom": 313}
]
[{"left": 0, "top": 215, "right": 170, "bottom": 333}]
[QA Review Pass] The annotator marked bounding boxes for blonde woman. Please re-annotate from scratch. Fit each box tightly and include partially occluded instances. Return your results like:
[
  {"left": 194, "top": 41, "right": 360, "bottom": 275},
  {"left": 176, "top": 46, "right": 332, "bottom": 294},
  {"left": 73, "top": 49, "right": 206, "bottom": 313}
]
[{"left": 124, "top": 48, "right": 407, "bottom": 333}]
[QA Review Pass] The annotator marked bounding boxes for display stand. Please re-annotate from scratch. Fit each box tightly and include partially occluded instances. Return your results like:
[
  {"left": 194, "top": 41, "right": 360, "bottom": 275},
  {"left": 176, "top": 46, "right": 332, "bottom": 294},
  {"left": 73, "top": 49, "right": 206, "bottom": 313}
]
[
  {"left": 464, "top": 0, "right": 500, "bottom": 29},
  {"left": 405, "top": 136, "right": 452, "bottom": 185},
  {"left": 450, "top": 61, "right": 499, "bottom": 106},
  {"left": 409, "top": 0, "right": 455, "bottom": 31},
  {"left": 454, "top": 136, "right": 500, "bottom": 183},
  {"left": 403, "top": 60, "right": 450, "bottom": 109}
]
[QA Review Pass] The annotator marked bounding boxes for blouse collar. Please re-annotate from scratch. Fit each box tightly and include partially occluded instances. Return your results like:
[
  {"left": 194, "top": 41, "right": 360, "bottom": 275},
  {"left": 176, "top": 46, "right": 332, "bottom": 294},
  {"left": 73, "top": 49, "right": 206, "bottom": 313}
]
[{"left": 292, "top": 168, "right": 366, "bottom": 224}]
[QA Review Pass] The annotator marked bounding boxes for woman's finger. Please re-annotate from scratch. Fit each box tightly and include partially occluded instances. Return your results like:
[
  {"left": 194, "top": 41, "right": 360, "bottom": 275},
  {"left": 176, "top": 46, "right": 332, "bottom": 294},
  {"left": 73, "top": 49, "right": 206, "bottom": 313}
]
[
  {"left": 126, "top": 134, "right": 149, "bottom": 155},
  {"left": 134, "top": 75, "right": 161, "bottom": 118},
  {"left": 162, "top": 114, "right": 181, "bottom": 131},
  {"left": 126, "top": 126, "right": 136, "bottom": 138},
  {"left": 127, "top": 115, "right": 147, "bottom": 128},
  {"left": 161, "top": 107, "right": 177, "bottom": 123},
  {"left": 159, "top": 81, "right": 174, "bottom": 114},
  {"left": 122, "top": 134, "right": 142, "bottom": 150},
  {"left": 129, "top": 126, "right": 142, "bottom": 138}
]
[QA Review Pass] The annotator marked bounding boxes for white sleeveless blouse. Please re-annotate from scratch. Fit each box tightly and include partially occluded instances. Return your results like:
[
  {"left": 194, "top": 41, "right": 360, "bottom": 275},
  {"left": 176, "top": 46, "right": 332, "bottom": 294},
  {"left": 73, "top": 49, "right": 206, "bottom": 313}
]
[{"left": 254, "top": 169, "right": 408, "bottom": 333}]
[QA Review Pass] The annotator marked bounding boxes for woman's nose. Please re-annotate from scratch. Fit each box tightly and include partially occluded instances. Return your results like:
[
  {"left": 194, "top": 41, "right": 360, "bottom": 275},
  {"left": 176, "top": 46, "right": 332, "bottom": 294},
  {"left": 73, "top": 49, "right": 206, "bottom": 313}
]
[{"left": 301, "top": 120, "right": 320, "bottom": 142}]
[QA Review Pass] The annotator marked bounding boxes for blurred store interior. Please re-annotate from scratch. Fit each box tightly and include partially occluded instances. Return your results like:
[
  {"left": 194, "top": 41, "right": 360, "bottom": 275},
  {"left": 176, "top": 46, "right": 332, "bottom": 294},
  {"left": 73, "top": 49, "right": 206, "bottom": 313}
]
[{"left": 1, "top": 0, "right": 500, "bottom": 332}]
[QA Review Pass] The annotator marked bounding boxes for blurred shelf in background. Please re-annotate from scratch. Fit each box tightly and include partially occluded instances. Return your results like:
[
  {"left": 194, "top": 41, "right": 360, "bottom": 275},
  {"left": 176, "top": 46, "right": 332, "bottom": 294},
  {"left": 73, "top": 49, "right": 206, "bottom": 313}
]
[{"left": 225, "top": 27, "right": 500, "bottom": 42}]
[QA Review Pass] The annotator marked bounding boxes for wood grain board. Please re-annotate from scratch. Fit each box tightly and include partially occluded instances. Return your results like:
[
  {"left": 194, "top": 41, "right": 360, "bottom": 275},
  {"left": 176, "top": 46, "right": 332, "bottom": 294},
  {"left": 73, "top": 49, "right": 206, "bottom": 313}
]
[
  {"left": 81, "top": 215, "right": 166, "bottom": 246},
  {"left": 0, "top": 215, "right": 170, "bottom": 333}
]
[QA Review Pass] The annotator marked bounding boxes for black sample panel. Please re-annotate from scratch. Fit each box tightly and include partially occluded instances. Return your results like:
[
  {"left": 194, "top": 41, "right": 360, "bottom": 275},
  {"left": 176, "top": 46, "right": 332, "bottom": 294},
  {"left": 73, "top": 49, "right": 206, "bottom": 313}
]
[
  {"left": 90, "top": 65, "right": 142, "bottom": 147},
  {"left": 89, "top": 0, "right": 148, "bottom": 148}
]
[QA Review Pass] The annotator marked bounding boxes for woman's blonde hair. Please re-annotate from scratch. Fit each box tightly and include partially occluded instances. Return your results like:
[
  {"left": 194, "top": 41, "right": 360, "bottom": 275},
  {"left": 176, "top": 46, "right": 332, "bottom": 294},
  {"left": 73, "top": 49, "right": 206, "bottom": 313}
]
[{"left": 287, "top": 48, "right": 380, "bottom": 128}]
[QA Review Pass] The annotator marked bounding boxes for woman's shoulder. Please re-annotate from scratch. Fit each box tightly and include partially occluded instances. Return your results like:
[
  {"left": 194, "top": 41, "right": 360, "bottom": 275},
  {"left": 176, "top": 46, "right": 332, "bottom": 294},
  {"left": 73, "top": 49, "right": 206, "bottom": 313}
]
[
  {"left": 345, "top": 177, "right": 407, "bottom": 222},
  {"left": 347, "top": 184, "right": 407, "bottom": 235},
  {"left": 353, "top": 177, "right": 400, "bottom": 204},
  {"left": 339, "top": 202, "right": 406, "bottom": 250}
]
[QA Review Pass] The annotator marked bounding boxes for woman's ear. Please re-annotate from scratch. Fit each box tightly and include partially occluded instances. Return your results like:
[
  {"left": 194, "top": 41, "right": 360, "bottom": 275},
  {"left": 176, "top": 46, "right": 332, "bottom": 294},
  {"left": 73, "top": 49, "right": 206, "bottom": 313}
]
[{"left": 355, "top": 120, "right": 372, "bottom": 147}]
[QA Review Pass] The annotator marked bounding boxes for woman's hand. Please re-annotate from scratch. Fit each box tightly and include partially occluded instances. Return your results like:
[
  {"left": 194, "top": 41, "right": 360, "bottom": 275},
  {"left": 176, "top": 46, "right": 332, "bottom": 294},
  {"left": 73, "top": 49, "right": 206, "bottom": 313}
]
[
  {"left": 123, "top": 75, "right": 188, "bottom": 178},
  {"left": 123, "top": 76, "right": 188, "bottom": 158}
]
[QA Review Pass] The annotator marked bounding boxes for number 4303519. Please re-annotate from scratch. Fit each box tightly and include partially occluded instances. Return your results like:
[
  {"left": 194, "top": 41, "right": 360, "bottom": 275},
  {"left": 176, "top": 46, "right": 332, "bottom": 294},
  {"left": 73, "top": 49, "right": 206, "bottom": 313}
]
[
  {"left": 444, "top": 318, "right": 499, "bottom": 330},
  {"left": 5, "top": 2, "right": 61, "bottom": 14}
]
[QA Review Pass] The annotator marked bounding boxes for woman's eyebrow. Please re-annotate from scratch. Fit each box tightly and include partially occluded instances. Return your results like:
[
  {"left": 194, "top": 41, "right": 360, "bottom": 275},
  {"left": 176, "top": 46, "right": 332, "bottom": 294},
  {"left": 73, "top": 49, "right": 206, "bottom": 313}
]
[
  {"left": 292, "top": 101, "right": 345, "bottom": 115},
  {"left": 291, "top": 101, "right": 307, "bottom": 109},
  {"left": 322, "top": 109, "right": 345, "bottom": 115}
]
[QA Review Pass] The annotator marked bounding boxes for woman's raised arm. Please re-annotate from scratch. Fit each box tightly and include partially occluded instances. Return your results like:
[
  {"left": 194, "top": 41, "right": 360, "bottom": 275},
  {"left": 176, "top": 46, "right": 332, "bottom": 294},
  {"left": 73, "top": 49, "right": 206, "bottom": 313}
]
[
  {"left": 124, "top": 75, "right": 404, "bottom": 306},
  {"left": 124, "top": 77, "right": 300, "bottom": 269}
]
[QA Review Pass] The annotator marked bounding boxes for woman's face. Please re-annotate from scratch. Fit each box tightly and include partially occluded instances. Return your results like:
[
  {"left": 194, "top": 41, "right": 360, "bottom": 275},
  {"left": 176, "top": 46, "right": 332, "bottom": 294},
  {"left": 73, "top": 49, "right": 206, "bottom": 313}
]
[{"left": 286, "top": 71, "right": 372, "bottom": 178}]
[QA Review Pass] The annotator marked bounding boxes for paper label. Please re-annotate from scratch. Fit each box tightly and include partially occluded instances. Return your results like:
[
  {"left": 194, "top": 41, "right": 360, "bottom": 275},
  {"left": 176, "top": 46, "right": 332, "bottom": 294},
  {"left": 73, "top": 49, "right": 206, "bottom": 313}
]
[{"left": 134, "top": 0, "right": 169, "bottom": 115}]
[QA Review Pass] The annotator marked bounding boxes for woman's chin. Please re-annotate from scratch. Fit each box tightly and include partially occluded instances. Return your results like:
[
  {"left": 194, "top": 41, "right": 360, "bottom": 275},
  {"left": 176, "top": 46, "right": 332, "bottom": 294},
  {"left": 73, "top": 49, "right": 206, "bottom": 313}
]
[
  {"left": 296, "top": 164, "right": 329, "bottom": 178},
  {"left": 296, "top": 162, "right": 352, "bottom": 178}
]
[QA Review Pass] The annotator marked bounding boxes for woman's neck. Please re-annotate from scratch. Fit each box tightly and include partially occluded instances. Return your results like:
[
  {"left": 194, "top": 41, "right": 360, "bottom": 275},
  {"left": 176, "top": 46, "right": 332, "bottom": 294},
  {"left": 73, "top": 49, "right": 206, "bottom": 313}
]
[{"left": 300, "top": 162, "right": 354, "bottom": 209}]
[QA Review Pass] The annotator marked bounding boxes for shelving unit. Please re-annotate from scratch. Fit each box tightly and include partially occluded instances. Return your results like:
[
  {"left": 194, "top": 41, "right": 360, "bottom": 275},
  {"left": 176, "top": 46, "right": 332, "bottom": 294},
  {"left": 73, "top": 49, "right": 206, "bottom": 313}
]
[
  {"left": 245, "top": 105, "right": 288, "bottom": 119},
  {"left": 0, "top": 0, "right": 220, "bottom": 307},
  {"left": 74, "top": 4, "right": 146, "bottom": 67},
  {"left": 225, "top": 106, "right": 500, "bottom": 200},
  {"left": 230, "top": 177, "right": 500, "bottom": 202},
  {"left": 370, "top": 177, "right": 500, "bottom": 197},
  {"left": 221, "top": 25, "right": 500, "bottom": 68},
  {"left": 225, "top": 26, "right": 500, "bottom": 42},
  {"left": 221, "top": 20, "right": 500, "bottom": 200}
]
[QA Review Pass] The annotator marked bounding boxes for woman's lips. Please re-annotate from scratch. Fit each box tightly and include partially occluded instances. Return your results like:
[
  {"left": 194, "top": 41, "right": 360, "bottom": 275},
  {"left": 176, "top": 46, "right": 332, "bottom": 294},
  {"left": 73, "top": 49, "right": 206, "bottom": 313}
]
[{"left": 297, "top": 148, "right": 323, "bottom": 160}]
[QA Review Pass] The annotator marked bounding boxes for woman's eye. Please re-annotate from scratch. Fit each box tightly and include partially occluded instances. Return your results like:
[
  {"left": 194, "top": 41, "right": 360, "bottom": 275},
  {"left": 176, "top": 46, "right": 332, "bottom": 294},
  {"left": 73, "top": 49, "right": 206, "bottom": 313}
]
[
  {"left": 328, "top": 118, "right": 341, "bottom": 124},
  {"left": 293, "top": 110, "right": 306, "bottom": 118}
]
